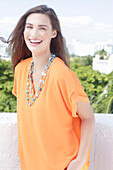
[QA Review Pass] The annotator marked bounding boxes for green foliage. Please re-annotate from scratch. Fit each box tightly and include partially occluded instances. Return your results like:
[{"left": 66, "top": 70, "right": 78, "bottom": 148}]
[
  {"left": 70, "top": 56, "right": 113, "bottom": 113},
  {"left": 71, "top": 55, "right": 93, "bottom": 66},
  {"left": 0, "top": 59, "right": 16, "bottom": 112},
  {"left": 107, "top": 96, "right": 113, "bottom": 113},
  {"left": 92, "top": 79, "right": 113, "bottom": 113},
  {"left": 95, "top": 49, "right": 108, "bottom": 59}
]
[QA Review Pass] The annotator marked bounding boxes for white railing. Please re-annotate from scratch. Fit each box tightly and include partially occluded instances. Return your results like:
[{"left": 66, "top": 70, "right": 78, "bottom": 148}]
[{"left": 0, "top": 113, "right": 113, "bottom": 170}]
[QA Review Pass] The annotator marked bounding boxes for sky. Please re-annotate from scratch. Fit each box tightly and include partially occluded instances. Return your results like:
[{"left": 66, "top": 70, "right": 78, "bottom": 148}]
[{"left": 0, "top": 0, "right": 113, "bottom": 55}]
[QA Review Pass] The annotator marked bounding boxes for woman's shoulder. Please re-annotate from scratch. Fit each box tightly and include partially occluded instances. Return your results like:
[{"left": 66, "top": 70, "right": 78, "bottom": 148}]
[
  {"left": 15, "top": 57, "right": 32, "bottom": 72},
  {"left": 51, "top": 57, "right": 72, "bottom": 77},
  {"left": 51, "top": 57, "right": 79, "bottom": 81},
  {"left": 51, "top": 57, "right": 82, "bottom": 86}
]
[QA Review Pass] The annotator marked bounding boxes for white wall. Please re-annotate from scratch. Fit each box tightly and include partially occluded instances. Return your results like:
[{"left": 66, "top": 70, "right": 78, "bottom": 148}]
[
  {"left": 89, "top": 114, "right": 113, "bottom": 170},
  {"left": 0, "top": 113, "right": 20, "bottom": 170},
  {"left": 0, "top": 113, "right": 113, "bottom": 170}
]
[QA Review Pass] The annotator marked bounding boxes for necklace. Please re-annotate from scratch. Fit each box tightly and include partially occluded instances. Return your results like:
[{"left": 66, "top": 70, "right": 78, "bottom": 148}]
[{"left": 26, "top": 53, "right": 56, "bottom": 106}]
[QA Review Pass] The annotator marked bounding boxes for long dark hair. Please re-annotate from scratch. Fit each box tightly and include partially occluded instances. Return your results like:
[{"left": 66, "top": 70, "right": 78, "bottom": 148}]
[{"left": 0, "top": 5, "right": 70, "bottom": 70}]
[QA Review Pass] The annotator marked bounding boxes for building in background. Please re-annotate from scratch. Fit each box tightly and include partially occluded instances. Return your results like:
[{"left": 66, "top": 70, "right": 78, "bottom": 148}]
[
  {"left": 94, "top": 40, "right": 113, "bottom": 55},
  {"left": 93, "top": 40, "right": 113, "bottom": 74}
]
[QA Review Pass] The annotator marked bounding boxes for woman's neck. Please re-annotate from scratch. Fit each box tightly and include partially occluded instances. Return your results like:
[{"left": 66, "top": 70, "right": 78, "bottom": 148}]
[{"left": 32, "top": 52, "right": 51, "bottom": 74}]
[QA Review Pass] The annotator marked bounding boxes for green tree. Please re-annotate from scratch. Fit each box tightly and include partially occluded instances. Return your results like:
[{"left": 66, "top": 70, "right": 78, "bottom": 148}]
[
  {"left": 107, "top": 96, "right": 113, "bottom": 113},
  {"left": 0, "top": 59, "right": 16, "bottom": 112},
  {"left": 91, "top": 78, "right": 113, "bottom": 113},
  {"left": 95, "top": 49, "right": 107, "bottom": 59}
]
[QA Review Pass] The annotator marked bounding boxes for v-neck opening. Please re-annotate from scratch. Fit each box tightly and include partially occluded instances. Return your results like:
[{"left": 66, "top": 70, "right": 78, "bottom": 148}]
[
  {"left": 26, "top": 56, "right": 58, "bottom": 105},
  {"left": 32, "top": 57, "right": 57, "bottom": 95}
]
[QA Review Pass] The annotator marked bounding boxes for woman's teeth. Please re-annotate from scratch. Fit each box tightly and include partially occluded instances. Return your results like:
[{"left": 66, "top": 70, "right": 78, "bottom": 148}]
[{"left": 30, "top": 39, "right": 42, "bottom": 43}]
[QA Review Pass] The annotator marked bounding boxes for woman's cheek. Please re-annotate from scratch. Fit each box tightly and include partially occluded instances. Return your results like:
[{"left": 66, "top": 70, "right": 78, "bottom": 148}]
[{"left": 40, "top": 31, "right": 48, "bottom": 38}]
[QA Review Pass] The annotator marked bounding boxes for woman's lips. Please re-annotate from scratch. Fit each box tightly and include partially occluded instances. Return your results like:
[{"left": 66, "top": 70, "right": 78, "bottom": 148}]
[{"left": 29, "top": 39, "right": 42, "bottom": 46}]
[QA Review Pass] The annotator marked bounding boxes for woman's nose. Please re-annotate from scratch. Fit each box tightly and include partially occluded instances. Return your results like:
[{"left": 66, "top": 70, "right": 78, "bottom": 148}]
[{"left": 31, "top": 28, "right": 39, "bottom": 37}]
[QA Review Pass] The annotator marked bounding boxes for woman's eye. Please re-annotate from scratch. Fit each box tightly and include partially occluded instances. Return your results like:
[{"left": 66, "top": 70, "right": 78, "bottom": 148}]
[
  {"left": 39, "top": 27, "right": 46, "bottom": 30},
  {"left": 26, "top": 26, "right": 33, "bottom": 29}
]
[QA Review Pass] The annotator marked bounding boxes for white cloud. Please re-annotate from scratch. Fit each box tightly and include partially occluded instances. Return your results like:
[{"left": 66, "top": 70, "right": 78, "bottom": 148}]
[
  {"left": 59, "top": 16, "right": 93, "bottom": 28},
  {"left": 59, "top": 16, "right": 113, "bottom": 36},
  {"left": 59, "top": 16, "right": 113, "bottom": 54},
  {"left": 94, "top": 22, "right": 113, "bottom": 34},
  {"left": 0, "top": 17, "right": 17, "bottom": 24}
]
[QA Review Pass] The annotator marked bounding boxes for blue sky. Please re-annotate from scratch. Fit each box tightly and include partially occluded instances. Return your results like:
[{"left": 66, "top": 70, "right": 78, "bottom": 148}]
[{"left": 0, "top": 0, "right": 113, "bottom": 54}]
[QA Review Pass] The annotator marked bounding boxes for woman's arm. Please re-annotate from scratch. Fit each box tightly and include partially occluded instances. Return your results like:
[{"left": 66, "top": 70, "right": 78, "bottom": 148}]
[{"left": 67, "top": 101, "right": 95, "bottom": 170}]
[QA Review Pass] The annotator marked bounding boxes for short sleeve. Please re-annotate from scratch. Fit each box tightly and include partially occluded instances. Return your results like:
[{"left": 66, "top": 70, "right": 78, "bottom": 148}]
[
  {"left": 12, "top": 70, "right": 17, "bottom": 97},
  {"left": 70, "top": 70, "right": 90, "bottom": 117},
  {"left": 57, "top": 67, "right": 90, "bottom": 118}
]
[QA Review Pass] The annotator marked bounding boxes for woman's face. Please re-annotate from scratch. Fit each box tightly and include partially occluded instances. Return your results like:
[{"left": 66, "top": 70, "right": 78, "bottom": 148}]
[{"left": 24, "top": 13, "right": 57, "bottom": 55}]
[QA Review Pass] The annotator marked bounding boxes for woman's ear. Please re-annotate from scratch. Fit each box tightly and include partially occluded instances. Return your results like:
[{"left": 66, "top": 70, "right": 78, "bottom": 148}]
[{"left": 52, "top": 30, "right": 57, "bottom": 38}]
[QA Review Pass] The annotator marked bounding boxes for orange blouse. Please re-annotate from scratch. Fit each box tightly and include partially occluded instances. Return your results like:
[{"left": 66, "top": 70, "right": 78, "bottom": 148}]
[{"left": 12, "top": 57, "right": 91, "bottom": 170}]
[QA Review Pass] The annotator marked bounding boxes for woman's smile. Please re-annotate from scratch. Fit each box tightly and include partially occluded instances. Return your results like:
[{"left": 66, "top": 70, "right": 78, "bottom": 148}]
[{"left": 29, "top": 39, "right": 42, "bottom": 46}]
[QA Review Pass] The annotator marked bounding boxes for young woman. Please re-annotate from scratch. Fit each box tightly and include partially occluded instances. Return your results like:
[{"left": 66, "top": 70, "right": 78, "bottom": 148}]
[{"left": 4, "top": 5, "right": 95, "bottom": 170}]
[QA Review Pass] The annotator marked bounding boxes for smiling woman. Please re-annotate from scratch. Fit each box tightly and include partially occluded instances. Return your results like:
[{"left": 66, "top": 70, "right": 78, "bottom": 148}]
[{"left": 0, "top": 5, "right": 95, "bottom": 170}]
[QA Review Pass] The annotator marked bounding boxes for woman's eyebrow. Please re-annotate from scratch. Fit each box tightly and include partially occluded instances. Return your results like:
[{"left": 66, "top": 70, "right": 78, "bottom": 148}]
[
  {"left": 25, "top": 23, "right": 33, "bottom": 26},
  {"left": 25, "top": 23, "right": 48, "bottom": 27},
  {"left": 38, "top": 24, "right": 48, "bottom": 27}
]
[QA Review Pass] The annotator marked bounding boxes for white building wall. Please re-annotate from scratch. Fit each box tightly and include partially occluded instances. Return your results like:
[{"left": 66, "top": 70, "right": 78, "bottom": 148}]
[{"left": 93, "top": 54, "right": 113, "bottom": 74}]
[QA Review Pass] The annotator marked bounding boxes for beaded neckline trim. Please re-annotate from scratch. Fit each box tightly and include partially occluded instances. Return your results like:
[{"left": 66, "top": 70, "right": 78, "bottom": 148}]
[{"left": 26, "top": 53, "right": 56, "bottom": 106}]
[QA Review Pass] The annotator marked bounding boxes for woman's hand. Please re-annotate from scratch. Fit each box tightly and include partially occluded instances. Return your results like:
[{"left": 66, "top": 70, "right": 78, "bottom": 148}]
[{"left": 67, "top": 157, "right": 86, "bottom": 170}]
